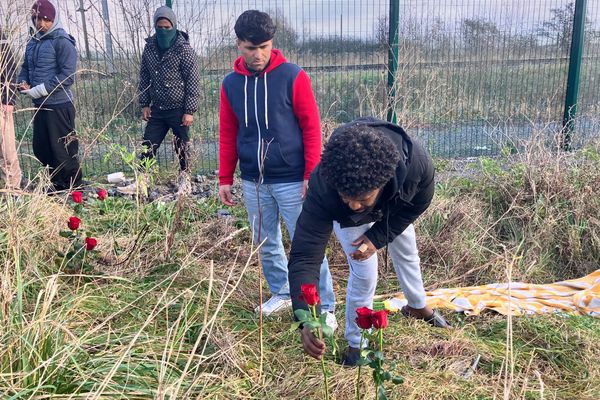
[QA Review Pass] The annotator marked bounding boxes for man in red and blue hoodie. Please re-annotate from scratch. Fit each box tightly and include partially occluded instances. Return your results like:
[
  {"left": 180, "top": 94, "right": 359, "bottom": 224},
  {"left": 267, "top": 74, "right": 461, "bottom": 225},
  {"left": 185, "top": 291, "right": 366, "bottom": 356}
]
[{"left": 218, "top": 10, "right": 336, "bottom": 325}]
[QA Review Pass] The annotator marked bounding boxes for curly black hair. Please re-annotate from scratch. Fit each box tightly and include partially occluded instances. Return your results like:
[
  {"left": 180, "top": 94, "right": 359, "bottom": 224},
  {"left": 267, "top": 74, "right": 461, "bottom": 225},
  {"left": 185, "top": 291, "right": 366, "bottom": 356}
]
[
  {"left": 320, "top": 124, "right": 401, "bottom": 197},
  {"left": 234, "top": 10, "right": 276, "bottom": 44}
]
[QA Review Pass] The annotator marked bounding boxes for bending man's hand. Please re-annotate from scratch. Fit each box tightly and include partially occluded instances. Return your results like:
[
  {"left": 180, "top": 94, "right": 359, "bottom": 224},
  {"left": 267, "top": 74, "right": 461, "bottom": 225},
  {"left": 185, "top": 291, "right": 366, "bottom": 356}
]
[
  {"left": 300, "top": 326, "right": 325, "bottom": 359},
  {"left": 350, "top": 235, "right": 377, "bottom": 260},
  {"left": 218, "top": 184, "right": 235, "bottom": 206}
]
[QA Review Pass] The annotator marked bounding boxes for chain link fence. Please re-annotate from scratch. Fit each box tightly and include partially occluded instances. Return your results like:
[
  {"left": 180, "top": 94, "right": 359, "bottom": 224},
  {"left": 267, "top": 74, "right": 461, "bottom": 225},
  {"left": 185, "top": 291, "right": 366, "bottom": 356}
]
[{"left": 2, "top": 0, "right": 600, "bottom": 176}]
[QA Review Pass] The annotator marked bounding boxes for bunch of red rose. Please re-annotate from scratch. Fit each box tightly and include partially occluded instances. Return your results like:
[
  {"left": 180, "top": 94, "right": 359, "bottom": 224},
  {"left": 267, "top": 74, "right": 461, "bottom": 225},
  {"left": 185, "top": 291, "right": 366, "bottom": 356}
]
[
  {"left": 57, "top": 190, "right": 106, "bottom": 271},
  {"left": 354, "top": 306, "right": 403, "bottom": 400},
  {"left": 356, "top": 307, "right": 390, "bottom": 330}
]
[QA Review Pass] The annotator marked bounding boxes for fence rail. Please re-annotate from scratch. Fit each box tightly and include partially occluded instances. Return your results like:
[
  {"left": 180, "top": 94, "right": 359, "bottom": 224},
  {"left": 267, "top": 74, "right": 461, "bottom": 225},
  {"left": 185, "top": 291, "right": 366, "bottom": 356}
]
[{"left": 2, "top": 0, "right": 600, "bottom": 176}]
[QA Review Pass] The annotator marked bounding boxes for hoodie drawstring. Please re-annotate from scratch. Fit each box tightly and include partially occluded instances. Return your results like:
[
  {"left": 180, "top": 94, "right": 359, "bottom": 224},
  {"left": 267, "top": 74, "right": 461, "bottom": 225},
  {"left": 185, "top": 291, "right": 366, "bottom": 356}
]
[
  {"left": 243, "top": 76, "right": 248, "bottom": 127},
  {"left": 242, "top": 73, "right": 268, "bottom": 178},
  {"left": 253, "top": 76, "right": 262, "bottom": 180},
  {"left": 264, "top": 72, "right": 269, "bottom": 130}
]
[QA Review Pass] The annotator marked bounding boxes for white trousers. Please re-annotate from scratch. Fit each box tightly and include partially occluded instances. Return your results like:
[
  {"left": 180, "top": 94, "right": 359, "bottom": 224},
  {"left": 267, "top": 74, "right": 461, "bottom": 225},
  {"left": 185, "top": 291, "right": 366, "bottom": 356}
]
[{"left": 333, "top": 222, "right": 426, "bottom": 347}]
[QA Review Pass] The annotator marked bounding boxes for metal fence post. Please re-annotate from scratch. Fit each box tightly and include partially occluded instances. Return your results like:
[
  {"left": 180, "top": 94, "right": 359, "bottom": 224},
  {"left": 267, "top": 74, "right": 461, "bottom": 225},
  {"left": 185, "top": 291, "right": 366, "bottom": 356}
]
[
  {"left": 101, "top": 0, "right": 115, "bottom": 74},
  {"left": 561, "top": 0, "right": 587, "bottom": 150},
  {"left": 76, "top": 0, "right": 92, "bottom": 60},
  {"left": 386, "top": 0, "right": 400, "bottom": 123}
]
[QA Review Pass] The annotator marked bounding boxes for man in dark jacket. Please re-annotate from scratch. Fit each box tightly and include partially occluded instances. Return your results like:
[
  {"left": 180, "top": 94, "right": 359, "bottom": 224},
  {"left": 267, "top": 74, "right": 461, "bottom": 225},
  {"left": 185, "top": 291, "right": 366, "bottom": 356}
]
[
  {"left": 18, "top": 0, "right": 81, "bottom": 191},
  {"left": 288, "top": 117, "right": 450, "bottom": 366},
  {"left": 118, "top": 6, "right": 200, "bottom": 196},
  {"left": 0, "top": 28, "right": 22, "bottom": 190},
  {"left": 218, "top": 10, "right": 336, "bottom": 323}
]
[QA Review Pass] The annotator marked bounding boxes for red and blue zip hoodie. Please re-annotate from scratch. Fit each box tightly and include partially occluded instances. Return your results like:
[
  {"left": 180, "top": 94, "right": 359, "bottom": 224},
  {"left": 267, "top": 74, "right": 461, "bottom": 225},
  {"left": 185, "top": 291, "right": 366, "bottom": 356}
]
[{"left": 219, "top": 49, "right": 322, "bottom": 185}]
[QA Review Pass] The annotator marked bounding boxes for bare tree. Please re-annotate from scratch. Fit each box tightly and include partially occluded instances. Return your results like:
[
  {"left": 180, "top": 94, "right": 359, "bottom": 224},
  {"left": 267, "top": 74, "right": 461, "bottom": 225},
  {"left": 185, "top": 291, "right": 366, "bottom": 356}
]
[
  {"left": 268, "top": 8, "right": 298, "bottom": 50},
  {"left": 461, "top": 18, "right": 500, "bottom": 51},
  {"left": 536, "top": 2, "right": 594, "bottom": 54}
]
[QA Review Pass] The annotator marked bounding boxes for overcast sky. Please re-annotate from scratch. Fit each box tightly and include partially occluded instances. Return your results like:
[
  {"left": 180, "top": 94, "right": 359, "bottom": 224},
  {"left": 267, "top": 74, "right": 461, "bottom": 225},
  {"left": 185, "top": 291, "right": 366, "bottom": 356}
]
[{"left": 2, "top": 0, "right": 599, "bottom": 54}]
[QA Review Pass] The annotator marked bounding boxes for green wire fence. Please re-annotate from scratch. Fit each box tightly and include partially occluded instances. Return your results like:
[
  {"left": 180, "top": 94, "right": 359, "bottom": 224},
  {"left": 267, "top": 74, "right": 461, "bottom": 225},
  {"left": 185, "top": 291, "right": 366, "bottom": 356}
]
[{"left": 5, "top": 0, "right": 600, "bottom": 176}]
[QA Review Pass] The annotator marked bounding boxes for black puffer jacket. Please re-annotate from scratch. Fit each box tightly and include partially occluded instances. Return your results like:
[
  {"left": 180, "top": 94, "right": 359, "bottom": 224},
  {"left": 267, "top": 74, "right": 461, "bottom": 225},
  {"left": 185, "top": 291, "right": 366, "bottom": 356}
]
[
  {"left": 0, "top": 34, "right": 18, "bottom": 106},
  {"left": 288, "top": 117, "right": 435, "bottom": 312},
  {"left": 138, "top": 31, "right": 200, "bottom": 114}
]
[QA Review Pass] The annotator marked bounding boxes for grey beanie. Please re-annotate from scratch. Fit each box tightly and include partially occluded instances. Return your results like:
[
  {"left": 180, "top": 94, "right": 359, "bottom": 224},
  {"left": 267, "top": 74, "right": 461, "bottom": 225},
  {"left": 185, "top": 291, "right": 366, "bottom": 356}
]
[{"left": 154, "top": 6, "right": 176, "bottom": 28}]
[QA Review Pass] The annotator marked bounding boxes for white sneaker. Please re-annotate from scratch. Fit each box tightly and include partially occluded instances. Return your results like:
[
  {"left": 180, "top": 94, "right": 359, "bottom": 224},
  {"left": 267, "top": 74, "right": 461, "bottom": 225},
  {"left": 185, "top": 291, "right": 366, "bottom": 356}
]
[
  {"left": 254, "top": 294, "right": 292, "bottom": 316},
  {"left": 322, "top": 311, "right": 338, "bottom": 332},
  {"left": 117, "top": 175, "right": 148, "bottom": 196},
  {"left": 117, "top": 182, "right": 138, "bottom": 195}
]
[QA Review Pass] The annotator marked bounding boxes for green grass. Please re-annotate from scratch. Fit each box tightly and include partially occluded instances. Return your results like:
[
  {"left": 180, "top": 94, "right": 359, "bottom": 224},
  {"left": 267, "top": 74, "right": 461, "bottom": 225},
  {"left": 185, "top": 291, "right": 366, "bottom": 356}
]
[{"left": 1, "top": 139, "right": 600, "bottom": 399}]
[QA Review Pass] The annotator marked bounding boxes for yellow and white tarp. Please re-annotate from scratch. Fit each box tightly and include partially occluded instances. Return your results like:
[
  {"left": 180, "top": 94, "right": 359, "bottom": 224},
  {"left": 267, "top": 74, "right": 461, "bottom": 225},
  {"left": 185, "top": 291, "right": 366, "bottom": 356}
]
[{"left": 388, "top": 269, "right": 600, "bottom": 317}]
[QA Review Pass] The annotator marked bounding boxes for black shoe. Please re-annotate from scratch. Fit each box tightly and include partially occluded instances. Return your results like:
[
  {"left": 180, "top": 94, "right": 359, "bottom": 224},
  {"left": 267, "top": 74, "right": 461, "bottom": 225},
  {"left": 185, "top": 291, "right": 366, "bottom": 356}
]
[
  {"left": 401, "top": 306, "right": 452, "bottom": 329},
  {"left": 338, "top": 346, "right": 361, "bottom": 367},
  {"left": 425, "top": 310, "right": 452, "bottom": 329}
]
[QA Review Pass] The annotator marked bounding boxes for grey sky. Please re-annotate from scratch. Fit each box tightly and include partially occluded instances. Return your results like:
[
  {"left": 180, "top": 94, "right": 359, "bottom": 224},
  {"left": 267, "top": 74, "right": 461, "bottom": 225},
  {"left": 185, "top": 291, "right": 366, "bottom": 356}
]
[{"left": 2, "top": 0, "right": 599, "bottom": 56}]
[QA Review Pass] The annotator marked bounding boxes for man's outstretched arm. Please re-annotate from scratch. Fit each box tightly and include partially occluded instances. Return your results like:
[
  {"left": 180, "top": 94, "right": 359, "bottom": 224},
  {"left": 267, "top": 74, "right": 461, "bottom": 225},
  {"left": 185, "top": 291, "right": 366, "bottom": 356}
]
[{"left": 288, "top": 190, "right": 333, "bottom": 313}]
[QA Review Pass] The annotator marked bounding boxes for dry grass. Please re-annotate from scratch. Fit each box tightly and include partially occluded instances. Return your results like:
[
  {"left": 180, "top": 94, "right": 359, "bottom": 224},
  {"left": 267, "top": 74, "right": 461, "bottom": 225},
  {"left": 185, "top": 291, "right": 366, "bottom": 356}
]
[
  {"left": 1, "top": 129, "right": 600, "bottom": 399},
  {"left": 2, "top": 3, "right": 599, "bottom": 397}
]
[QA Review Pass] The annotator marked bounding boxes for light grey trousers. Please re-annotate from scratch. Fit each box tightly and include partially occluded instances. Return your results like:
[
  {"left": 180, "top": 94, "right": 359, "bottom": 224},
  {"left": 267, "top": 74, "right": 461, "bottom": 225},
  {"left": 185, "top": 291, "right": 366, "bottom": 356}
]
[{"left": 333, "top": 222, "right": 426, "bottom": 348}]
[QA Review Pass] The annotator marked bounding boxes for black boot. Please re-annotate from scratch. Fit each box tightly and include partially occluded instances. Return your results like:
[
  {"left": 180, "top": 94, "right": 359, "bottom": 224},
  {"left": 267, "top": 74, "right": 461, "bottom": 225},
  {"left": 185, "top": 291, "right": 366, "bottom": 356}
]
[{"left": 338, "top": 346, "right": 361, "bottom": 367}]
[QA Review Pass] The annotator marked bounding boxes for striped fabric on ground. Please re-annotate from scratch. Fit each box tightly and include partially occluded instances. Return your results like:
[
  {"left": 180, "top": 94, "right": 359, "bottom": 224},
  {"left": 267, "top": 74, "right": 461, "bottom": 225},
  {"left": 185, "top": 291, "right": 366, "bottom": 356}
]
[{"left": 388, "top": 270, "right": 600, "bottom": 317}]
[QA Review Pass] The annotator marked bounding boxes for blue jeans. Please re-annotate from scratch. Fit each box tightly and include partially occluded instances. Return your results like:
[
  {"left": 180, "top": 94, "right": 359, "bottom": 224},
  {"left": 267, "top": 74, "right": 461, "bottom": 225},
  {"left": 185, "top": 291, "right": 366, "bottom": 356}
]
[{"left": 242, "top": 180, "right": 336, "bottom": 312}]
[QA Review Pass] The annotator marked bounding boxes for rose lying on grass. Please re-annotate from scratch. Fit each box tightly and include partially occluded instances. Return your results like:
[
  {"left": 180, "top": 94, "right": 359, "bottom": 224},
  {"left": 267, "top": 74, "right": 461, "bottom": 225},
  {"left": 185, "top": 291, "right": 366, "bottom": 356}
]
[
  {"left": 97, "top": 188, "right": 108, "bottom": 200},
  {"left": 85, "top": 237, "right": 97, "bottom": 251},
  {"left": 67, "top": 216, "right": 81, "bottom": 231},
  {"left": 71, "top": 191, "right": 83, "bottom": 203}
]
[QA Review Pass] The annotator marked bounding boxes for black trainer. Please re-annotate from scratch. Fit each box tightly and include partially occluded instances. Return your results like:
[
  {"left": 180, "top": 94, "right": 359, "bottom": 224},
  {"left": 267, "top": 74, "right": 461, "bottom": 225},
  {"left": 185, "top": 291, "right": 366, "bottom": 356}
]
[
  {"left": 401, "top": 306, "right": 452, "bottom": 329},
  {"left": 338, "top": 346, "right": 361, "bottom": 367}
]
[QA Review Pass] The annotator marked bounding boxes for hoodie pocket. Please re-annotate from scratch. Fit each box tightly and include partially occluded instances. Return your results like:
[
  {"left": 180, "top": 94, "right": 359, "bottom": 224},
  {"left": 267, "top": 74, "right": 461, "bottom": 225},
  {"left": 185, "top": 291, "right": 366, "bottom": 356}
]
[
  {"left": 264, "top": 142, "right": 288, "bottom": 168},
  {"left": 263, "top": 141, "right": 304, "bottom": 176},
  {"left": 237, "top": 136, "right": 258, "bottom": 176}
]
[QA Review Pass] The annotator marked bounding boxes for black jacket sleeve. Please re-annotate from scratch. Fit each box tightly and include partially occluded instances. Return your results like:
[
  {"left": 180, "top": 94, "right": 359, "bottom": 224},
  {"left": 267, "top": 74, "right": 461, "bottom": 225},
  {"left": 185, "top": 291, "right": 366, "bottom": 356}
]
[
  {"left": 288, "top": 181, "right": 334, "bottom": 313},
  {"left": 181, "top": 45, "right": 200, "bottom": 115},
  {"left": 365, "top": 154, "right": 435, "bottom": 248}
]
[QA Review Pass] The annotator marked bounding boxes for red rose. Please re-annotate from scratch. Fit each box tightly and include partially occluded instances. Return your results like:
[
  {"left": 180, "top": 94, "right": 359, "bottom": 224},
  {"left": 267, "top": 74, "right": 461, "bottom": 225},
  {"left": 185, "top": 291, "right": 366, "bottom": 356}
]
[
  {"left": 300, "top": 283, "right": 320, "bottom": 306},
  {"left": 67, "top": 216, "right": 81, "bottom": 230},
  {"left": 71, "top": 191, "right": 83, "bottom": 203},
  {"left": 85, "top": 237, "right": 97, "bottom": 251},
  {"left": 371, "top": 310, "right": 389, "bottom": 329},
  {"left": 355, "top": 306, "right": 374, "bottom": 330},
  {"left": 97, "top": 188, "right": 108, "bottom": 200}
]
